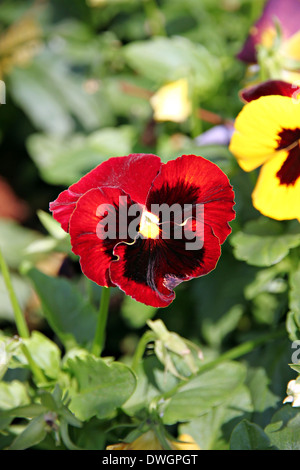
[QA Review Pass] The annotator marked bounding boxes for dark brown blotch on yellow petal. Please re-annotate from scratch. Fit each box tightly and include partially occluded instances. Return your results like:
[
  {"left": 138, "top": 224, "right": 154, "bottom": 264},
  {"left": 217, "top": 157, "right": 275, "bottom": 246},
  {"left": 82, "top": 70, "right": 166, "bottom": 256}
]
[{"left": 276, "top": 127, "right": 300, "bottom": 186}]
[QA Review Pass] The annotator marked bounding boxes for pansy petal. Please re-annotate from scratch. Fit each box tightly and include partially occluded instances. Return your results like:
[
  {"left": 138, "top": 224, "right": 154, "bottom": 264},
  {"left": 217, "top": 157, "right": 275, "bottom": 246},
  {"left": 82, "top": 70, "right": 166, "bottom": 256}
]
[
  {"left": 252, "top": 150, "right": 300, "bottom": 221},
  {"left": 69, "top": 186, "right": 141, "bottom": 287},
  {"left": 50, "top": 153, "right": 161, "bottom": 232},
  {"left": 237, "top": 0, "right": 300, "bottom": 63},
  {"left": 146, "top": 154, "right": 235, "bottom": 244},
  {"left": 229, "top": 95, "right": 300, "bottom": 171},
  {"left": 110, "top": 222, "right": 221, "bottom": 307},
  {"left": 283, "top": 30, "right": 300, "bottom": 61},
  {"left": 195, "top": 124, "right": 234, "bottom": 147},
  {"left": 150, "top": 79, "right": 192, "bottom": 123},
  {"left": 240, "top": 80, "right": 300, "bottom": 103}
]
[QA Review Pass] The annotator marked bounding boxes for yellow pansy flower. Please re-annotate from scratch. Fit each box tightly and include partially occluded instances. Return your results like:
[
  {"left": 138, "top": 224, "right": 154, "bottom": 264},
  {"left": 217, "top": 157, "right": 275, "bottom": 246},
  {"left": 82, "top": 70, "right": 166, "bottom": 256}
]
[
  {"left": 106, "top": 430, "right": 200, "bottom": 450},
  {"left": 229, "top": 79, "right": 300, "bottom": 222}
]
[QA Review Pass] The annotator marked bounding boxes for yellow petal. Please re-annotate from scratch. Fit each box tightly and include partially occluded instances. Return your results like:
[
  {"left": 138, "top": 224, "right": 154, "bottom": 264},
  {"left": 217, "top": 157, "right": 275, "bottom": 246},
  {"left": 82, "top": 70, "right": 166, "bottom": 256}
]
[
  {"left": 171, "top": 433, "right": 201, "bottom": 450},
  {"left": 252, "top": 149, "right": 300, "bottom": 221},
  {"left": 150, "top": 78, "right": 192, "bottom": 123},
  {"left": 229, "top": 95, "right": 300, "bottom": 172},
  {"left": 281, "top": 70, "right": 300, "bottom": 84},
  {"left": 106, "top": 431, "right": 201, "bottom": 451},
  {"left": 106, "top": 431, "right": 164, "bottom": 450},
  {"left": 106, "top": 442, "right": 128, "bottom": 450},
  {"left": 282, "top": 30, "right": 300, "bottom": 61}
]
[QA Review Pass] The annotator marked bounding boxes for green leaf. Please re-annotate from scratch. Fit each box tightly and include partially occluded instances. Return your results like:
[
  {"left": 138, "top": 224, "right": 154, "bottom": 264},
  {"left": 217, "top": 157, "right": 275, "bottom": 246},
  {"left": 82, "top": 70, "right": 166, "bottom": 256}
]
[
  {"left": 162, "top": 361, "right": 247, "bottom": 424},
  {"left": 192, "top": 250, "right": 257, "bottom": 347},
  {"left": 289, "top": 364, "right": 300, "bottom": 374},
  {"left": 103, "top": 75, "right": 152, "bottom": 120},
  {"left": 27, "top": 126, "right": 135, "bottom": 186},
  {"left": 289, "top": 266, "right": 300, "bottom": 307},
  {"left": 0, "top": 402, "right": 48, "bottom": 432},
  {"left": 22, "top": 331, "right": 61, "bottom": 380},
  {"left": 0, "top": 380, "right": 30, "bottom": 411},
  {"left": 246, "top": 367, "right": 279, "bottom": 428},
  {"left": 65, "top": 355, "right": 136, "bottom": 421},
  {"left": 9, "top": 68, "right": 72, "bottom": 136},
  {"left": 246, "top": 337, "right": 296, "bottom": 422},
  {"left": 264, "top": 405, "right": 300, "bottom": 450},
  {"left": 8, "top": 415, "right": 48, "bottom": 450},
  {"left": 9, "top": 54, "right": 113, "bottom": 136},
  {"left": 287, "top": 311, "right": 300, "bottom": 342},
  {"left": 0, "top": 219, "right": 43, "bottom": 269},
  {"left": 179, "top": 385, "right": 253, "bottom": 450},
  {"left": 230, "top": 218, "right": 300, "bottom": 267},
  {"left": 0, "top": 274, "right": 32, "bottom": 322},
  {"left": 245, "top": 261, "right": 289, "bottom": 300},
  {"left": 287, "top": 265, "right": 300, "bottom": 341},
  {"left": 37, "top": 210, "right": 68, "bottom": 240},
  {"left": 230, "top": 420, "right": 272, "bottom": 450},
  {"left": 24, "top": 267, "right": 98, "bottom": 349},
  {"left": 122, "top": 356, "right": 178, "bottom": 417},
  {"left": 0, "top": 335, "right": 23, "bottom": 379},
  {"left": 251, "top": 292, "right": 282, "bottom": 326},
  {"left": 121, "top": 295, "right": 157, "bottom": 329},
  {"left": 42, "top": 55, "right": 113, "bottom": 132},
  {"left": 148, "top": 319, "right": 201, "bottom": 377},
  {"left": 123, "top": 36, "right": 222, "bottom": 96}
]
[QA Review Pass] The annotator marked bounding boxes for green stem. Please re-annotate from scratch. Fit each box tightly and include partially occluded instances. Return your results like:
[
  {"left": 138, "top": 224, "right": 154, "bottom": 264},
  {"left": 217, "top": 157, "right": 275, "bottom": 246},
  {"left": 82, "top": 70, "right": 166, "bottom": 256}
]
[
  {"left": 190, "top": 78, "right": 202, "bottom": 139},
  {"left": 21, "top": 343, "right": 47, "bottom": 385},
  {"left": 0, "top": 249, "right": 30, "bottom": 339},
  {"left": 85, "top": 277, "right": 94, "bottom": 304},
  {"left": 132, "top": 330, "right": 156, "bottom": 371},
  {"left": 143, "top": 0, "right": 166, "bottom": 36},
  {"left": 0, "top": 248, "right": 47, "bottom": 384},
  {"left": 92, "top": 286, "right": 111, "bottom": 356},
  {"left": 158, "top": 327, "right": 286, "bottom": 402}
]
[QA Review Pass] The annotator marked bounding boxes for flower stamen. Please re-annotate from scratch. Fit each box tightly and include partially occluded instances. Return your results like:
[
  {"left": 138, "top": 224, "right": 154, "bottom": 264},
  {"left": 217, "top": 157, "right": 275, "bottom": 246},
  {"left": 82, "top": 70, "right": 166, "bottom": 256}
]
[{"left": 139, "top": 210, "right": 160, "bottom": 239}]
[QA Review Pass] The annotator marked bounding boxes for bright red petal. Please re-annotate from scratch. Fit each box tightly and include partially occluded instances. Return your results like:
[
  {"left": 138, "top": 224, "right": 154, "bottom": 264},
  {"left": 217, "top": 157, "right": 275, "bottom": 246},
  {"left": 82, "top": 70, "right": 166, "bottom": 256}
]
[
  {"left": 240, "top": 80, "right": 300, "bottom": 103},
  {"left": 110, "top": 222, "right": 221, "bottom": 308},
  {"left": 69, "top": 186, "right": 141, "bottom": 288},
  {"left": 50, "top": 153, "right": 161, "bottom": 232},
  {"left": 146, "top": 154, "right": 235, "bottom": 245}
]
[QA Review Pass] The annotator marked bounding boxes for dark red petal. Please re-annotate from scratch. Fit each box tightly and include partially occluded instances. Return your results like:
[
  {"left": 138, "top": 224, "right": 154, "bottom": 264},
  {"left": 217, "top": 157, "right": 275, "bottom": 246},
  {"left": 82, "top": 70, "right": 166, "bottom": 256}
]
[
  {"left": 110, "top": 223, "right": 221, "bottom": 308},
  {"left": 146, "top": 154, "right": 235, "bottom": 245},
  {"left": 237, "top": 0, "right": 300, "bottom": 63},
  {"left": 240, "top": 80, "right": 300, "bottom": 103},
  {"left": 49, "top": 153, "right": 161, "bottom": 232},
  {"left": 69, "top": 186, "right": 141, "bottom": 288}
]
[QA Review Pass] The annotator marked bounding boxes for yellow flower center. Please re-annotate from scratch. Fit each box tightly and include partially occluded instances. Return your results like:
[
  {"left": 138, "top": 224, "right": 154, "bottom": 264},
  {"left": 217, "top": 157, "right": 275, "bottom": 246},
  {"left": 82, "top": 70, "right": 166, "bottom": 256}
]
[{"left": 139, "top": 210, "right": 160, "bottom": 239}]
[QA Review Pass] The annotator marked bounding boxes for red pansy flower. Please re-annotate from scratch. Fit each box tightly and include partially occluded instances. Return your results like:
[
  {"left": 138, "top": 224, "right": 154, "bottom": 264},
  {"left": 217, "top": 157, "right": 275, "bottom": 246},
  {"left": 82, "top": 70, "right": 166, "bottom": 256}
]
[{"left": 50, "top": 154, "right": 235, "bottom": 307}]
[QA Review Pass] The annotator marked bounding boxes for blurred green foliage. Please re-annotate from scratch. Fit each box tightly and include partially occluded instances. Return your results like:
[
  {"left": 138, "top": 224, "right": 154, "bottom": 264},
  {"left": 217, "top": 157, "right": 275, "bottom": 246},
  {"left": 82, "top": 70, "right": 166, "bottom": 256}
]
[{"left": 0, "top": 0, "right": 299, "bottom": 451}]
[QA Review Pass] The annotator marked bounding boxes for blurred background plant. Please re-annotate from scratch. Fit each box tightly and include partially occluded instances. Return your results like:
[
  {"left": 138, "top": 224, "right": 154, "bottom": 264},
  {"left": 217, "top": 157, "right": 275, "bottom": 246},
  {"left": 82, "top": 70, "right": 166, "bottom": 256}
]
[{"left": 0, "top": 0, "right": 299, "bottom": 450}]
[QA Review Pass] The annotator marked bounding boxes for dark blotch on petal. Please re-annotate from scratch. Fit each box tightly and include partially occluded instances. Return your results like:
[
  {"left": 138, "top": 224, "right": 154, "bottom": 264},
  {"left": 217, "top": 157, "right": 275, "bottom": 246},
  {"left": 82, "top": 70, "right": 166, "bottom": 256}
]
[{"left": 276, "top": 127, "right": 300, "bottom": 186}]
